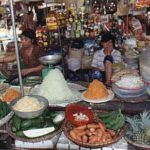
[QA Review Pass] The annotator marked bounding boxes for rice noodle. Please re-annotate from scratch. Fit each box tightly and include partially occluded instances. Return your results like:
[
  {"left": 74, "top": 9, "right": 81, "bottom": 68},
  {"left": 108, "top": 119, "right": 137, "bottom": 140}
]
[
  {"left": 39, "top": 69, "right": 74, "bottom": 104},
  {"left": 13, "top": 96, "right": 44, "bottom": 112},
  {"left": 116, "top": 75, "right": 144, "bottom": 89}
]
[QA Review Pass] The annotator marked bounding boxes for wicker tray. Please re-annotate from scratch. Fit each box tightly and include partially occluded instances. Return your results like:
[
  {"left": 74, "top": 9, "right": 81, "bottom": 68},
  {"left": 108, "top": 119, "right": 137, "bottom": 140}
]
[
  {"left": 0, "top": 111, "right": 14, "bottom": 127},
  {"left": 6, "top": 121, "right": 63, "bottom": 143},
  {"left": 63, "top": 110, "right": 128, "bottom": 149},
  {"left": 125, "top": 136, "right": 150, "bottom": 150}
]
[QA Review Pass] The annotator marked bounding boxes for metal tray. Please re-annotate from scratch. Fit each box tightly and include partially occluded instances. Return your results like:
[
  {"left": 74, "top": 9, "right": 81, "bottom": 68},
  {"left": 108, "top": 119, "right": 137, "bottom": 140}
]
[{"left": 39, "top": 55, "right": 62, "bottom": 65}]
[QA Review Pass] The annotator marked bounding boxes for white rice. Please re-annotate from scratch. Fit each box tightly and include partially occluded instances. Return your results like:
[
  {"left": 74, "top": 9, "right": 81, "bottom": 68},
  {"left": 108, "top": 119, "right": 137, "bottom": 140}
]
[
  {"left": 116, "top": 75, "right": 144, "bottom": 89},
  {"left": 39, "top": 69, "right": 74, "bottom": 104}
]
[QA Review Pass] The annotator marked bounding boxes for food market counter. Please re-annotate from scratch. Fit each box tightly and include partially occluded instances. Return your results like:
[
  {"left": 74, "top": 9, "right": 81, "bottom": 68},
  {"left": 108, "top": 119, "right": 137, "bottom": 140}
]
[
  {"left": 74, "top": 81, "right": 150, "bottom": 115},
  {"left": 0, "top": 127, "right": 128, "bottom": 150},
  {"left": 0, "top": 99, "right": 148, "bottom": 150},
  {"left": 0, "top": 79, "right": 149, "bottom": 150},
  {"left": 47, "top": 92, "right": 150, "bottom": 116},
  {"left": 0, "top": 128, "right": 140, "bottom": 150},
  {"left": 46, "top": 98, "right": 150, "bottom": 116}
]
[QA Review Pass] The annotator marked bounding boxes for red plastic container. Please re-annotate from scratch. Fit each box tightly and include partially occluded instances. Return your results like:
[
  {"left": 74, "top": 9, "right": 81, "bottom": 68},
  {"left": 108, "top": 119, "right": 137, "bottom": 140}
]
[{"left": 65, "top": 103, "right": 94, "bottom": 126}]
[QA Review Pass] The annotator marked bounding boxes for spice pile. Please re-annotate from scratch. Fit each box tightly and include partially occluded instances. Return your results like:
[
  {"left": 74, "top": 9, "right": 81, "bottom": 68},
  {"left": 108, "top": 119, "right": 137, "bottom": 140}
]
[{"left": 84, "top": 79, "right": 109, "bottom": 99}]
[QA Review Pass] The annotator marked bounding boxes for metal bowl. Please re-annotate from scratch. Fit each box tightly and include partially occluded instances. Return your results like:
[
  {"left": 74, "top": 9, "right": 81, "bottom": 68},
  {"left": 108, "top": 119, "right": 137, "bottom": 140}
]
[
  {"left": 24, "top": 76, "right": 42, "bottom": 86},
  {"left": 9, "top": 95, "right": 49, "bottom": 119},
  {"left": 39, "top": 55, "right": 62, "bottom": 65}
]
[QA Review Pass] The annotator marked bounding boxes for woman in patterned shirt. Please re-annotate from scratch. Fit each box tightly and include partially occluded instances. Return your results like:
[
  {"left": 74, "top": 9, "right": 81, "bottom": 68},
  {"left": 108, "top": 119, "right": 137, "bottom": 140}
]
[{"left": 91, "top": 32, "right": 122, "bottom": 85}]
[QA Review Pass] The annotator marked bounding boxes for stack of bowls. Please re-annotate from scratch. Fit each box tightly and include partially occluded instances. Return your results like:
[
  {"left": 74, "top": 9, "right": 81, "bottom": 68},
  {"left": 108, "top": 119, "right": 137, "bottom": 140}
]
[{"left": 112, "top": 82, "right": 146, "bottom": 98}]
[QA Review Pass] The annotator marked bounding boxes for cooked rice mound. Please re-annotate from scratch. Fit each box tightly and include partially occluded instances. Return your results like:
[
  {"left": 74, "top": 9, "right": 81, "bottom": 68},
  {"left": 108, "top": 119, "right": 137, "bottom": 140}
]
[
  {"left": 39, "top": 69, "right": 74, "bottom": 104},
  {"left": 84, "top": 79, "right": 109, "bottom": 99}
]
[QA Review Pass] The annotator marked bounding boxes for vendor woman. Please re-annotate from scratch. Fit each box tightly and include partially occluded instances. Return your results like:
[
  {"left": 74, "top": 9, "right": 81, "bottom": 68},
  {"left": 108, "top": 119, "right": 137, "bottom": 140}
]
[
  {"left": 0, "top": 28, "right": 44, "bottom": 77},
  {"left": 91, "top": 32, "right": 122, "bottom": 85}
]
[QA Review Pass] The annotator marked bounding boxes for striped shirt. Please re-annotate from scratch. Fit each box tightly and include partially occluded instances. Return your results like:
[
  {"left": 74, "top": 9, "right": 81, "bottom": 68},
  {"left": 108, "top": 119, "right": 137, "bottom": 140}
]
[{"left": 91, "top": 48, "right": 122, "bottom": 71}]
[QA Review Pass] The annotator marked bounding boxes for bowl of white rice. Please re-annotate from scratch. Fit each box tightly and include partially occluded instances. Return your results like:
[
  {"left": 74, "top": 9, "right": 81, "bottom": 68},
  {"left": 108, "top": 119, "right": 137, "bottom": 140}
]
[
  {"left": 112, "top": 75, "right": 146, "bottom": 98},
  {"left": 9, "top": 95, "right": 49, "bottom": 119}
]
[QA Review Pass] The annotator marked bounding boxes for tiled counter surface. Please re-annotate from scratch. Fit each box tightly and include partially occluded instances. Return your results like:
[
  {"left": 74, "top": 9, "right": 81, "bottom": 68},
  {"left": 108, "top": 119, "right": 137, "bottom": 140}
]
[
  {"left": 13, "top": 132, "right": 128, "bottom": 150},
  {"left": 56, "top": 132, "right": 128, "bottom": 150}
]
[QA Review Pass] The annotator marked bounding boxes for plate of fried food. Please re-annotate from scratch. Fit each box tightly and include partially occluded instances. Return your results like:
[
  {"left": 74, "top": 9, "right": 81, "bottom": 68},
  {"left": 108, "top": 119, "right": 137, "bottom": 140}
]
[{"left": 81, "top": 80, "right": 114, "bottom": 103}]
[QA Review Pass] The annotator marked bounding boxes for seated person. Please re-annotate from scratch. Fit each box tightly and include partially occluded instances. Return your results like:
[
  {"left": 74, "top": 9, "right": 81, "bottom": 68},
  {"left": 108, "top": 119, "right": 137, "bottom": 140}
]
[
  {"left": 0, "top": 28, "right": 44, "bottom": 78},
  {"left": 91, "top": 31, "right": 122, "bottom": 85}
]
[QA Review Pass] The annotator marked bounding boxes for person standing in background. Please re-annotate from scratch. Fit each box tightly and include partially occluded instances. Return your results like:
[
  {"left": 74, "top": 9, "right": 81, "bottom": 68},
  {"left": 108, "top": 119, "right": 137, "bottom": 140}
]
[{"left": 91, "top": 31, "right": 122, "bottom": 85}]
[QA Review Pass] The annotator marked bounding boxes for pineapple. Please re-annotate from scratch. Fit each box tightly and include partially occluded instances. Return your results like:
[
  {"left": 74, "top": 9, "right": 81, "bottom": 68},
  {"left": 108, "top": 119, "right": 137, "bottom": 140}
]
[
  {"left": 140, "top": 111, "right": 150, "bottom": 141},
  {"left": 132, "top": 131, "right": 149, "bottom": 145},
  {"left": 126, "top": 115, "right": 149, "bottom": 145}
]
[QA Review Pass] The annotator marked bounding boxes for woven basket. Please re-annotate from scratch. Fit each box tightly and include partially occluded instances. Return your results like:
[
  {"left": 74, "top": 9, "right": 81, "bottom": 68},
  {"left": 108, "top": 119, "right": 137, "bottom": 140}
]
[
  {"left": 0, "top": 111, "right": 14, "bottom": 127},
  {"left": 125, "top": 136, "right": 150, "bottom": 150},
  {"left": 63, "top": 110, "right": 128, "bottom": 148},
  {"left": 6, "top": 121, "right": 63, "bottom": 142}
]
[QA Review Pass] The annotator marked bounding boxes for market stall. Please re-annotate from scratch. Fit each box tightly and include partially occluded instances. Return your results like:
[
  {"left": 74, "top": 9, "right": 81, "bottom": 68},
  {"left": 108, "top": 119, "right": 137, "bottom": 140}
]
[
  {"left": 0, "top": 68, "right": 149, "bottom": 149},
  {"left": 0, "top": 0, "right": 150, "bottom": 149}
]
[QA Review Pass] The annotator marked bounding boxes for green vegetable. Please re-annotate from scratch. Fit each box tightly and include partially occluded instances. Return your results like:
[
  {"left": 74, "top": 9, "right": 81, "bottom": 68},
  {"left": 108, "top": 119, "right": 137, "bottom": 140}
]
[
  {"left": 21, "top": 120, "right": 32, "bottom": 130},
  {"left": 99, "top": 110, "right": 119, "bottom": 124},
  {"left": 42, "top": 109, "right": 51, "bottom": 117},
  {"left": 0, "top": 102, "right": 11, "bottom": 119},
  {"left": 54, "top": 122, "right": 61, "bottom": 130},
  {"left": 21, "top": 118, "right": 44, "bottom": 130},
  {"left": 5, "top": 102, "right": 11, "bottom": 114},
  {"left": 108, "top": 113, "right": 122, "bottom": 126},
  {"left": 0, "top": 103, "right": 3, "bottom": 118},
  {"left": 98, "top": 111, "right": 117, "bottom": 118},
  {"left": 2, "top": 102, "right": 6, "bottom": 116},
  {"left": 0, "top": 102, "right": 6, "bottom": 118},
  {"left": 16, "top": 131, "right": 26, "bottom": 138},
  {"left": 100, "top": 109, "right": 125, "bottom": 132},
  {"left": 106, "top": 114, "right": 125, "bottom": 131},
  {"left": 111, "top": 114, "right": 125, "bottom": 131},
  {"left": 30, "top": 117, "right": 44, "bottom": 127},
  {"left": 12, "top": 126, "right": 17, "bottom": 132},
  {"left": 12, "top": 116, "right": 22, "bottom": 131},
  {"left": 100, "top": 112, "right": 118, "bottom": 124},
  {"left": 43, "top": 120, "right": 54, "bottom": 128},
  {"left": 12, "top": 109, "right": 63, "bottom": 137}
]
